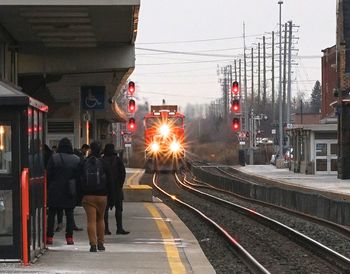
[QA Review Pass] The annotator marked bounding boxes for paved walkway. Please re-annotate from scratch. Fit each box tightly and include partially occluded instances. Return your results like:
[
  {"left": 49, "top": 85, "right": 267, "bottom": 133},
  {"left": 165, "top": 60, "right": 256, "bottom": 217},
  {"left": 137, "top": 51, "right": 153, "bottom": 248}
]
[{"left": 2, "top": 170, "right": 215, "bottom": 274}]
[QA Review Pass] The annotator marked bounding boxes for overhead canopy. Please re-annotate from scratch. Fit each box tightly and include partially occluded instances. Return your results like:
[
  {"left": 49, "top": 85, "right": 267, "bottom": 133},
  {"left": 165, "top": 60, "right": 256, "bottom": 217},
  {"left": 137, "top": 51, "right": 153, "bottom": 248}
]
[{"left": 0, "top": 0, "right": 140, "bottom": 122}]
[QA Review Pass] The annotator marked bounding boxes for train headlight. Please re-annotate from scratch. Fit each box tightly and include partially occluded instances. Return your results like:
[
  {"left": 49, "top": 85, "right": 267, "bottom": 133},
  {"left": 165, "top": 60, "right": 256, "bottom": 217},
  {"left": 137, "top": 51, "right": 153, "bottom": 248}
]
[
  {"left": 160, "top": 124, "right": 170, "bottom": 137},
  {"left": 170, "top": 141, "right": 181, "bottom": 152},
  {"left": 151, "top": 142, "right": 160, "bottom": 152}
]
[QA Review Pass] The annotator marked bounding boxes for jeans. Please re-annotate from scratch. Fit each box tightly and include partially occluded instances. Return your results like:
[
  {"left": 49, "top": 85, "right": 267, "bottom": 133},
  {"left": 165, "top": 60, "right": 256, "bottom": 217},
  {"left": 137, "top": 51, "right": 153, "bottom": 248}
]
[
  {"left": 47, "top": 207, "right": 74, "bottom": 237},
  {"left": 104, "top": 202, "right": 124, "bottom": 232},
  {"left": 82, "top": 195, "right": 107, "bottom": 246}
]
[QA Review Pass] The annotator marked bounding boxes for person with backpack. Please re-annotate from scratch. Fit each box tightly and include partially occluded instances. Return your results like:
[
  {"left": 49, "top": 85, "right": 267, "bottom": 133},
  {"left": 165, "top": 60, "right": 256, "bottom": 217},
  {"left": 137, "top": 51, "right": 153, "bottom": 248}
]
[
  {"left": 46, "top": 138, "right": 80, "bottom": 245},
  {"left": 80, "top": 141, "right": 109, "bottom": 252},
  {"left": 102, "top": 144, "right": 129, "bottom": 235}
]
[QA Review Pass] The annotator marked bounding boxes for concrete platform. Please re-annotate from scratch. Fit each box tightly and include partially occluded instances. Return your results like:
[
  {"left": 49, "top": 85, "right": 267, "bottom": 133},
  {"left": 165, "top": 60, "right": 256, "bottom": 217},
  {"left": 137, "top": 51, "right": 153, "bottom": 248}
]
[
  {"left": 2, "top": 169, "right": 215, "bottom": 274},
  {"left": 235, "top": 164, "right": 350, "bottom": 201}
]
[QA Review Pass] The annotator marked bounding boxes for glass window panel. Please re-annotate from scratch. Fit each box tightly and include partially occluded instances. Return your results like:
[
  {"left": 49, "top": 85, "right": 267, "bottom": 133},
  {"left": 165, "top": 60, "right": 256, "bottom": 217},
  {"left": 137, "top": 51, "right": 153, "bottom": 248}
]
[
  {"left": 316, "top": 143, "right": 327, "bottom": 156},
  {"left": 0, "top": 190, "right": 13, "bottom": 245},
  {"left": 330, "top": 144, "right": 338, "bottom": 155},
  {"left": 316, "top": 159, "right": 327, "bottom": 171},
  {"left": 0, "top": 125, "right": 12, "bottom": 174},
  {"left": 331, "top": 159, "right": 338, "bottom": 171}
]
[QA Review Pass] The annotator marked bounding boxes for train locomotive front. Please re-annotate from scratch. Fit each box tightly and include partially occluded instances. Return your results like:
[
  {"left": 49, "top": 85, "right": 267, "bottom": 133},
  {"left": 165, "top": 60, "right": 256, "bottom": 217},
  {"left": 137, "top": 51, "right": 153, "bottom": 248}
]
[{"left": 144, "top": 105, "right": 185, "bottom": 172}]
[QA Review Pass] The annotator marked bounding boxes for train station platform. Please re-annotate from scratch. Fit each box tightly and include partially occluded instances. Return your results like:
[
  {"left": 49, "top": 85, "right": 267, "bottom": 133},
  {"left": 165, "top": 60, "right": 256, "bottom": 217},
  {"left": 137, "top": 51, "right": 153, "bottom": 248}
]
[
  {"left": 2, "top": 169, "right": 215, "bottom": 274},
  {"left": 235, "top": 165, "right": 350, "bottom": 201}
]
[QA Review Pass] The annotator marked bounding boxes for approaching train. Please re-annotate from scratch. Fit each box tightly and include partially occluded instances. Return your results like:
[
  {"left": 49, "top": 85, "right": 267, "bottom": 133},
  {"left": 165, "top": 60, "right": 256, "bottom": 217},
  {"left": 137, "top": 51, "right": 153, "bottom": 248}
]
[{"left": 144, "top": 105, "right": 185, "bottom": 172}]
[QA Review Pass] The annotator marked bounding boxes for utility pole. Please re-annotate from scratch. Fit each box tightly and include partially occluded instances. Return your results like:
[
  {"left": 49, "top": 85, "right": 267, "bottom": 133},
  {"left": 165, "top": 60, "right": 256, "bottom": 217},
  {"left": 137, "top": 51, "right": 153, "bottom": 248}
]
[
  {"left": 258, "top": 42, "right": 261, "bottom": 105},
  {"left": 287, "top": 21, "right": 293, "bottom": 125},
  {"left": 239, "top": 59, "right": 242, "bottom": 127},
  {"left": 250, "top": 47, "right": 254, "bottom": 165},
  {"left": 278, "top": 1, "right": 283, "bottom": 159},
  {"left": 263, "top": 36, "right": 267, "bottom": 106},
  {"left": 234, "top": 60, "right": 237, "bottom": 80},
  {"left": 272, "top": 31, "right": 275, "bottom": 124},
  {"left": 230, "top": 64, "right": 233, "bottom": 103},
  {"left": 243, "top": 23, "right": 248, "bottom": 133},
  {"left": 251, "top": 47, "right": 254, "bottom": 108},
  {"left": 283, "top": 22, "right": 288, "bottom": 127}
]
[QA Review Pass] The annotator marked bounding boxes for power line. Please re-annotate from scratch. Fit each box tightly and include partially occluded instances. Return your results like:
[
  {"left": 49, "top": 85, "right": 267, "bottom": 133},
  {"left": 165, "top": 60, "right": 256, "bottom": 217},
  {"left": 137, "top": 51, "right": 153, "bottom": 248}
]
[
  {"left": 136, "top": 47, "right": 241, "bottom": 58},
  {"left": 136, "top": 33, "right": 264, "bottom": 45}
]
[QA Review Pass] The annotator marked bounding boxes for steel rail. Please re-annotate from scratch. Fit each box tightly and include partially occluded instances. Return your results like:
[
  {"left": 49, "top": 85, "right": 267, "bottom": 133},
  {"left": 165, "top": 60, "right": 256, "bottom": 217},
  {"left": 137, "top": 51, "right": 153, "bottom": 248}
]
[
  {"left": 152, "top": 173, "right": 271, "bottom": 274},
  {"left": 176, "top": 172, "right": 350, "bottom": 273}
]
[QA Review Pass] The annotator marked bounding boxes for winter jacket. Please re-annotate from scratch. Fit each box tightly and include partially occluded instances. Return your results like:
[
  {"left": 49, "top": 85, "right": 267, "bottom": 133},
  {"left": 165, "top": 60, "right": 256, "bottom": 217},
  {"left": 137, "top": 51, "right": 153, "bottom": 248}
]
[
  {"left": 101, "top": 154, "right": 126, "bottom": 208},
  {"left": 47, "top": 153, "right": 81, "bottom": 208}
]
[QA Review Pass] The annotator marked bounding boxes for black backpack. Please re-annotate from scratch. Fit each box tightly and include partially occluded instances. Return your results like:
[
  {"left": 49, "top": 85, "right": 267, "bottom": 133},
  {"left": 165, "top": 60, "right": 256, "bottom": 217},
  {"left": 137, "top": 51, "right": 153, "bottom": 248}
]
[{"left": 81, "top": 156, "right": 106, "bottom": 192}]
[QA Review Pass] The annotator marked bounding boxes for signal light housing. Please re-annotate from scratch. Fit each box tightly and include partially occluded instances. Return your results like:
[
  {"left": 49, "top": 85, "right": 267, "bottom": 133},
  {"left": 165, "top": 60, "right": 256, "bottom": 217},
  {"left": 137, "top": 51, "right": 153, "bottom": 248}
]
[
  {"left": 232, "top": 118, "right": 240, "bottom": 132},
  {"left": 128, "top": 99, "right": 136, "bottom": 113},
  {"left": 128, "top": 117, "right": 136, "bottom": 132},
  {"left": 128, "top": 81, "right": 135, "bottom": 95},
  {"left": 232, "top": 81, "right": 239, "bottom": 96},
  {"left": 231, "top": 99, "right": 240, "bottom": 113}
]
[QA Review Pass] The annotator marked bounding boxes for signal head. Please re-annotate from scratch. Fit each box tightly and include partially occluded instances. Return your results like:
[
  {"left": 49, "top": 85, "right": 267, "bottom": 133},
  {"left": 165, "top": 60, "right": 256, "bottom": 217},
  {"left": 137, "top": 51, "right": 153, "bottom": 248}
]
[
  {"left": 232, "top": 118, "right": 240, "bottom": 132},
  {"left": 128, "top": 99, "right": 136, "bottom": 113},
  {"left": 128, "top": 81, "right": 135, "bottom": 95},
  {"left": 128, "top": 117, "right": 136, "bottom": 132},
  {"left": 232, "top": 81, "right": 239, "bottom": 96},
  {"left": 231, "top": 99, "right": 240, "bottom": 113}
]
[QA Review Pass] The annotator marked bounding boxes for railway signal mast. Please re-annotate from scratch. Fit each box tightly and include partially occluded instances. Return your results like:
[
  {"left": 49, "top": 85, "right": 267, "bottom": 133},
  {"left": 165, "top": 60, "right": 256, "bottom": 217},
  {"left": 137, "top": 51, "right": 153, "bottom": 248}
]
[
  {"left": 231, "top": 81, "right": 241, "bottom": 131},
  {"left": 127, "top": 81, "right": 137, "bottom": 132}
]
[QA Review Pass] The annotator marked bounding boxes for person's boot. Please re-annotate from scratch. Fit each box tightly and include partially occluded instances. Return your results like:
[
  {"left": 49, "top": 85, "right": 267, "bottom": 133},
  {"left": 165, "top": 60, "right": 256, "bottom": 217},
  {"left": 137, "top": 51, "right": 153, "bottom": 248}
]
[
  {"left": 116, "top": 229, "right": 130, "bottom": 235},
  {"left": 46, "top": 237, "right": 53, "bottom": 245},
  {"left": 116, "top": 212, "right": 129, "bottom": 235},
  {"left": 97, "top": 243, "right": 105, "bottom": 251},
  {"left": 66, "top": 236, "right": 74, "bottom": 245},
  {"left": 90, "top": 244, "right": 97, "bottom": 252}
]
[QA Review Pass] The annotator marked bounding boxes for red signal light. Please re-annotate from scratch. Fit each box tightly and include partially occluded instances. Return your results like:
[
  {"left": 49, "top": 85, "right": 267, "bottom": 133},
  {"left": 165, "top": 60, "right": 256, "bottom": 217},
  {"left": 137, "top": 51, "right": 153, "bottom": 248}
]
[
  {"left": 231, "top": 99, "right": 240, "bottom": 113},
  {"left": 128, "top": 99, "right": 136, "bottom": 113},
  {"left": 128, "top": 81, "right": 135, "bottom": 95},
  {"left": 232, "top": 81, "right": 239, "bottom": 96},
  {"left": 128, "top": 117, "right": 136, "bottom": 132},
  {"left": 232, "top": 118, "right": 240, "bottom": 132}
]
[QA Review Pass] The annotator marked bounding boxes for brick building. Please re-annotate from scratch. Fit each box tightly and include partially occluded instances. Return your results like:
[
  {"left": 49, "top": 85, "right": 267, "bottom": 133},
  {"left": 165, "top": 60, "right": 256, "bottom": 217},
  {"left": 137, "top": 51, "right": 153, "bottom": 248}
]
[
  {"left": 321, "top": 46, "right": 337, "bottom": 119},
  {"left": 336, "top": 0, "right": 350, "bottom": 179}
]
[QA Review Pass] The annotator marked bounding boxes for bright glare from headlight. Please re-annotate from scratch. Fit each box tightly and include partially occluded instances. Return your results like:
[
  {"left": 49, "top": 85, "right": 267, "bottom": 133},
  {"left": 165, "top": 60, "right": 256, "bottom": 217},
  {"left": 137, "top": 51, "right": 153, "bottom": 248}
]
[
  {"left": 160, "top": 124, "right": 170, "bottom": 137},
  {"left": 170, "top": 142, "right": 180, "bottom": 152},
  {"left": 151, "top": 142, "right": 160, "bottom": 152}
]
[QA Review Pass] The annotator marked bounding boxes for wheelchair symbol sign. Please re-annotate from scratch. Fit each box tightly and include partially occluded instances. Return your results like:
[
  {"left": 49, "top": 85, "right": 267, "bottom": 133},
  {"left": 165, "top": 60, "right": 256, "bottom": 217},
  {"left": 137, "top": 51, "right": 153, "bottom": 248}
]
[{"left": 81, "top": 86, "right": 105, "bottom": 110}]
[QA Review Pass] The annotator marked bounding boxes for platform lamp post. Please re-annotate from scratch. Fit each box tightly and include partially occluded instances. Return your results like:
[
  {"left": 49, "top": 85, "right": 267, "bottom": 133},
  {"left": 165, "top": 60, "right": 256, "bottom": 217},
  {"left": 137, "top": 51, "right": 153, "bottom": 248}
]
[{"left": 278, "top": 0, "right": 284, "bottom": 161}]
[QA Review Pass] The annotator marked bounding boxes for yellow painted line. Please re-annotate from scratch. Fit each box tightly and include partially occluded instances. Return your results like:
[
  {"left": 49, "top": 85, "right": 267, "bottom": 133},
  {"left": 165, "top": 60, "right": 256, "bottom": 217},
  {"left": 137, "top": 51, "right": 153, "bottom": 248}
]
[
  {"left": 145, "top": 204, "right": 186, "bottom": 274},
  {"left": 126, "top": 170, "right": 142, "bottom": 185}
]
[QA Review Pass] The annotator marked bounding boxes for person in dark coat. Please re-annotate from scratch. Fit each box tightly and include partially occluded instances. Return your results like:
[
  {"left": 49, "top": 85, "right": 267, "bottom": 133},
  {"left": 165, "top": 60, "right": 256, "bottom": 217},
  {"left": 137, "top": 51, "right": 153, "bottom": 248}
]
[
  {"left": 46, "top": 138, "right": 80, "bottom": 245},
  {"left": 102, "top": 144, "right": 129, "bottom": 235}
]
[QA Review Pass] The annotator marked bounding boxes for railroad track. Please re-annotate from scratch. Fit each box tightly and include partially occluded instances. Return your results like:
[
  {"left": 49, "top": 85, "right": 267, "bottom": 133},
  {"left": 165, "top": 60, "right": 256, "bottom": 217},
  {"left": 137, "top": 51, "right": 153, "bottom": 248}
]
[
  {"left": 153, "top": 172, "right": 270, "bottom": 274},
  {"left": 153, "top": 171, "right": 350, "bottom": 273}
]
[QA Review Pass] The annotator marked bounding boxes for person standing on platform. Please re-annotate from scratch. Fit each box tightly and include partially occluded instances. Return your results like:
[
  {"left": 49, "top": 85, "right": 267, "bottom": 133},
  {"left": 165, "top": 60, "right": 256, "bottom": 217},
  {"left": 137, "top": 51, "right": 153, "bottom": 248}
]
[
  {"left": 46, "top": 138, "right": 80, "bottom": 245},
  {"left": 80, "top": 141, "right": 109, "bottom": 252},
  {"left": 102, "top": 144, "right": 129, "bottom": 235}
]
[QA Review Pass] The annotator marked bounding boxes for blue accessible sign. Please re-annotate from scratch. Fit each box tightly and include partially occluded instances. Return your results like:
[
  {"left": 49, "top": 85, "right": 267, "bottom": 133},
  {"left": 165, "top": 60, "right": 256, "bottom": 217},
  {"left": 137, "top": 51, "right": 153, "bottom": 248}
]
[{"left": 81, "top": 86, "right": 105, "bottom": 110}]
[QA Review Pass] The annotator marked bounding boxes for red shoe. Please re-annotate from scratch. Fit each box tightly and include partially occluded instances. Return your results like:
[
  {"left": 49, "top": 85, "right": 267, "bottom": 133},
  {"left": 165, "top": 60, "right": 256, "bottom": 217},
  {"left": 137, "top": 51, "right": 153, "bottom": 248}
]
[
  {"left": 46, "top": 237, "right": 53, "bottom": 245},
  {"left": 66, "top": 236, "right": 74, "bottom": 245}
]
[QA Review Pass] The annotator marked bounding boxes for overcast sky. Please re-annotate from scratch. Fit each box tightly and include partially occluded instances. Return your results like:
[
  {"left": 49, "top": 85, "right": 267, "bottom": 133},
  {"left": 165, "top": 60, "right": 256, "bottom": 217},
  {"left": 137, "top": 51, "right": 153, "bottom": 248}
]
[{"left": 132, "top": 0, "right": 336, "bottom": 110}]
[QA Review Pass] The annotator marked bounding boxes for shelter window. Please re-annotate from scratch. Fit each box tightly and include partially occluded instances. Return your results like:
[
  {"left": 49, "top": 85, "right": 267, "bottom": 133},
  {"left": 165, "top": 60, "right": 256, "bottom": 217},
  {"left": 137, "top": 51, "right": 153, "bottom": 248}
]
[
  {"left": 0, "top": 125, "right": 11, "bottom": 174},
  {"left": 0, "top": 190, "right": 13, "bottom": 245}
]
